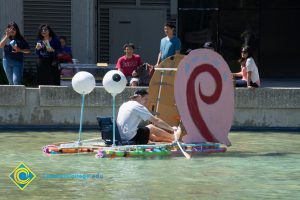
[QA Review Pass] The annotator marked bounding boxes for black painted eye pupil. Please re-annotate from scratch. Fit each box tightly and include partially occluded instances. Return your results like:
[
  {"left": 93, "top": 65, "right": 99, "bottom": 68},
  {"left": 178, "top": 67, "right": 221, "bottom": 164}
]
[{"left": 112, "top": 74, "right": 121, "bottom": 82}]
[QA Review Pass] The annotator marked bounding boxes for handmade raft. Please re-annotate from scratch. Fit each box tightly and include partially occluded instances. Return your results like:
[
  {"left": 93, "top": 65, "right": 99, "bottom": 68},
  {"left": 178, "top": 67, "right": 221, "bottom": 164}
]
[
  {"left": 42, "top": 49, "right": 234, "bottom": 159},
  {"left": 43, "top": 142, "right": 226, "bottom": 158},
  {"left": 95, "top": 143, "right": 226, "bottom": 158}
]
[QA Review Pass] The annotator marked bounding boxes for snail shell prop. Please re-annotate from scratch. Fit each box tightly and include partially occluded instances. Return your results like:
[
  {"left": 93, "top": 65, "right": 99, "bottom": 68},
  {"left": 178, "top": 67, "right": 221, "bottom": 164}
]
[{"left": 174, "top": 49, "right": 234, "bottom": 146}]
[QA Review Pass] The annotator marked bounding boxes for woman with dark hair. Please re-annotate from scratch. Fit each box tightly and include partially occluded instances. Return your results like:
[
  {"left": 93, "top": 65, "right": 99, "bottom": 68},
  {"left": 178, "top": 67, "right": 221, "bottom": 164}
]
[
  {"left": 35, "top": 24, "right": 61, "bottom": 85},
  {"left": 0, "top": 21, "right": 30, "bottom": 85},
  {"left": 232, "top": 46, "right": 260, "bottom": 88}
]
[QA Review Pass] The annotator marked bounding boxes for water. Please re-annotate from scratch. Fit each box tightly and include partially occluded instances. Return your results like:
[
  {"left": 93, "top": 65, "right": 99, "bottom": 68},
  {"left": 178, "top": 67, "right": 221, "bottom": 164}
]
[{"left": 0, "top": 131, "right": 299, "bottom": 200}]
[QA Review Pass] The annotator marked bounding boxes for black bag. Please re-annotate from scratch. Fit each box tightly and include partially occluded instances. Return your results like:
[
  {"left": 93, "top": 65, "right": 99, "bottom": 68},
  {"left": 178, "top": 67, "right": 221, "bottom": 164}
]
[
  {"left": 136, "top": 63, "right": 154, "bottom": 86},
  {"left": 96, "top": 117, "right": 122, "bottom": 145},
  {"left": 96, "top": 116, "right": 135, "bottom": 146}
]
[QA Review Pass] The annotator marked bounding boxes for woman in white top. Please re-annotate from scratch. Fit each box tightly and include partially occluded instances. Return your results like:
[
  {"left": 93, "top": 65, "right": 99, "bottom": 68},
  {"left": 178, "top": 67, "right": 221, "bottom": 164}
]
[{"left": 232, "top": 46, "right": 260, "bottom": 88}]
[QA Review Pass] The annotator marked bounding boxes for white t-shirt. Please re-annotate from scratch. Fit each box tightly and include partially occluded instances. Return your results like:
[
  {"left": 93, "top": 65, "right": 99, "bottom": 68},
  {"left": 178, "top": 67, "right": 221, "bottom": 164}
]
[
  {"left": 117, "top": 100, "right": 153, "bottom": 141},
  {"left": 246, "top": 57, "right": 260, "bottom": 86}
]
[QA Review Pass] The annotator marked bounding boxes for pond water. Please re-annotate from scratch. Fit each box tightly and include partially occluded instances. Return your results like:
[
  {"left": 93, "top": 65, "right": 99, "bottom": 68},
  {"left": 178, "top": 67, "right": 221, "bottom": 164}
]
[{"left": 0, "top": 131, "right": 299, "bottom": 200}]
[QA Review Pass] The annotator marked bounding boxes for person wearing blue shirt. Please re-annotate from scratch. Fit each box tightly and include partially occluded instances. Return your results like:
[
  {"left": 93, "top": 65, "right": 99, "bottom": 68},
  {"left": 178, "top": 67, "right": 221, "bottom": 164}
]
[
  {"left": 57, "top": 36, "right": 73, "bottom": 63},
  {"left": 155, "top": 23, "right": 181, "bottom": 67},
  {"left": 0, "top": 22, "right": 30, "bottom": 85},
  {"left": 59, "top": 36, "right": 72, "bottom": 56}
]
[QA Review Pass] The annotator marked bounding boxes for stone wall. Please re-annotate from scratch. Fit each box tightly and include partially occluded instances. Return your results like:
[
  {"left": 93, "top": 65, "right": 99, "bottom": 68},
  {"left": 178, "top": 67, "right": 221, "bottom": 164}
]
[
  {"left": 233, "top": 88, "right": 300, "bottom": 129},
  {"left": 0, "top": 86, "right": 299, "bottom": 129}
]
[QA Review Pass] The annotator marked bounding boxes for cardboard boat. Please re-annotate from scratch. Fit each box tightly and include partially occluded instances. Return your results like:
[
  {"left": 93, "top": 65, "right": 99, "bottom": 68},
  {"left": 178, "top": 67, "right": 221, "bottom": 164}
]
[{"left": 43, "top": 49, "right": 234, "bottom": 158}]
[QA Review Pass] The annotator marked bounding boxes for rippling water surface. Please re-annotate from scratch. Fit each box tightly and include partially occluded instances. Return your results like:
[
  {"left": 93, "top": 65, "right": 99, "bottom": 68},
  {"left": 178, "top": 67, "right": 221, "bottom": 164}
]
[{"left": 0, "top": 131, "right": 299, "bottom": 200}]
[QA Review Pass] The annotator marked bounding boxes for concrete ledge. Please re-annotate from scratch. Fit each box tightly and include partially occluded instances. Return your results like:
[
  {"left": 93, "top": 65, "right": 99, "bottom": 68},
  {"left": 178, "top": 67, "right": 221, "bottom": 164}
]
[
  {"left": 39, "top": 86, "right": 139, "bottom": 106},
  {"left": 0, "top": 85, "right": 26, "bottom": 106},
  {"left": 235, "top": 88, "right": 300, "bottom": 108},
  {"left": 0, "top": 86, "right": 299, "bottom": 129},
  {"left": 233, "top": 88, "right": 300, "bottom": 128}
]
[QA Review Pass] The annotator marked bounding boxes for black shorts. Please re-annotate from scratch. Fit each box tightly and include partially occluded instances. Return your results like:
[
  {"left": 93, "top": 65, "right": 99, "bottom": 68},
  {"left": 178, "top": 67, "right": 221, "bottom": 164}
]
[{"left": 130, "top": 127, "right": 150, "bottom": 144}]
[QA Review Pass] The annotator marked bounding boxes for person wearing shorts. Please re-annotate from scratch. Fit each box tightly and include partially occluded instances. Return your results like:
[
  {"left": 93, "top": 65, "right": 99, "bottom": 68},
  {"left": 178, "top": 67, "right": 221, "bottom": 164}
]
[
  {"left": 117, "top": 89, "right": 181, "bottom": 144},
  {"left": 130, "top": 127, "right": 150, "bottom": 144}
]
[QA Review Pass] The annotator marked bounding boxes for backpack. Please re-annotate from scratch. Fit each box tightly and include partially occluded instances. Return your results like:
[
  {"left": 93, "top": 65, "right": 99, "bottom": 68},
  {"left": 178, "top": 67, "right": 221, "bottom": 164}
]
[{"left": 136, "top": 63, "right": 155, "bottom": 86}]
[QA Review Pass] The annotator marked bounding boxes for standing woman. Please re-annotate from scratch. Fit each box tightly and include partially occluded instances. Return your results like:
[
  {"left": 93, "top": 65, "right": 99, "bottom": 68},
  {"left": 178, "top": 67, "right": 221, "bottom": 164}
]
[
  {"left": 35, "top": 24, "right": 61, "bottom": 85},
  {"left": 0, "top": 22, "right": 30, "bottom": 85},
  {"left": 232, "top": 46, "right": 260, "bottom": 88}
]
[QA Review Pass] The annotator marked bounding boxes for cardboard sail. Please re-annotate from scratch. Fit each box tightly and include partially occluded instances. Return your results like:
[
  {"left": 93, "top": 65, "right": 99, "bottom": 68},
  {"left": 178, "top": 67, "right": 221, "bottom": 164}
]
[
  {"left": 174, "top": 49, "right": 234, "bottom": 146},
  {"left": 147, "top": 54, "right": 185, "bottom": 126}
]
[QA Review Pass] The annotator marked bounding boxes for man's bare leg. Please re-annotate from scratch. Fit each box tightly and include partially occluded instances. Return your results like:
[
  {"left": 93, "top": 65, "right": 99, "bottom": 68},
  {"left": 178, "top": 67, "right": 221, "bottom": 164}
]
[{"left": 146, "top": 124, "right": 174, "bottom": 142}]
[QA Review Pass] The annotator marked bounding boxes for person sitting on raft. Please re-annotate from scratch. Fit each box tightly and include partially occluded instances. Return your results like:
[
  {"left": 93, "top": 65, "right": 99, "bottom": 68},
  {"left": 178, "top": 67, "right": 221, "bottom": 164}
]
[{"left": 117, "top": 89, "right": 181, "bottom": 144}]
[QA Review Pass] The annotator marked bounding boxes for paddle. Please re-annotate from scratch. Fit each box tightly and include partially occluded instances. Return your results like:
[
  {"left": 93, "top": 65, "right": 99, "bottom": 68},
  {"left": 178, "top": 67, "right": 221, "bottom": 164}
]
[
  {"left": 154, "top": 67, "right": 191, "bottom": 159},
  {"left": 174, "top": 125, "right": 191, "bottom": 159},
  {"left": 177, "top": 140, "right": 191, "bottom": 159}
]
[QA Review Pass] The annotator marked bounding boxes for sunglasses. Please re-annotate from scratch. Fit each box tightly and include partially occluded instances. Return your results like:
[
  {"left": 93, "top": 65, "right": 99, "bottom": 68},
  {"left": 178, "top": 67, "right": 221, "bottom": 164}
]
[
  {"left": 41, "top": 28, "right": 49, "bottom": 32},
  {"left": 8, "top": 27, "right": 16, "bottom": 31}
]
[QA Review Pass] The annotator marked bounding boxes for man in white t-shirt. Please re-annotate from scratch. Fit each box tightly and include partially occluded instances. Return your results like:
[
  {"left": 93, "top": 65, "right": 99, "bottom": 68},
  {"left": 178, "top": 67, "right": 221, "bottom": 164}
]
[{"left": 117, "top": 89, "right": 181, "bottom": 144}]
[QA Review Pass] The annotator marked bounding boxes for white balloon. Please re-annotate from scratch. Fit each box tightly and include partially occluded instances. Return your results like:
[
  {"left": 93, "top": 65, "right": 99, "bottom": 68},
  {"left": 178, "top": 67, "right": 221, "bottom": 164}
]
[
  {"left": 102, "top": 70, "right": 127, "bottom": 95},
  {"left": 72, "top": 71, "right": 96, "bottom": 95}
]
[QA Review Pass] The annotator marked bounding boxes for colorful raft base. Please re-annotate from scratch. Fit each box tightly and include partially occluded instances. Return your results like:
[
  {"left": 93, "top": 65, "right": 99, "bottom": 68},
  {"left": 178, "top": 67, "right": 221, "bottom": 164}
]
[
  {"left": 43, "top": 142, "right": 226, "bottom": 158},
  {"left": 42, "top": 140, "right": 104, "bottom": 154}
]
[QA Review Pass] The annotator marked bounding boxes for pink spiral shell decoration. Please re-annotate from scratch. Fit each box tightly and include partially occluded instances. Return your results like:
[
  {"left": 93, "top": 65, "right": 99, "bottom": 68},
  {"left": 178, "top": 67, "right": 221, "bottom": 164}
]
[{"left": 174, "top": 49, "right": 234, "bottom": 146}]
